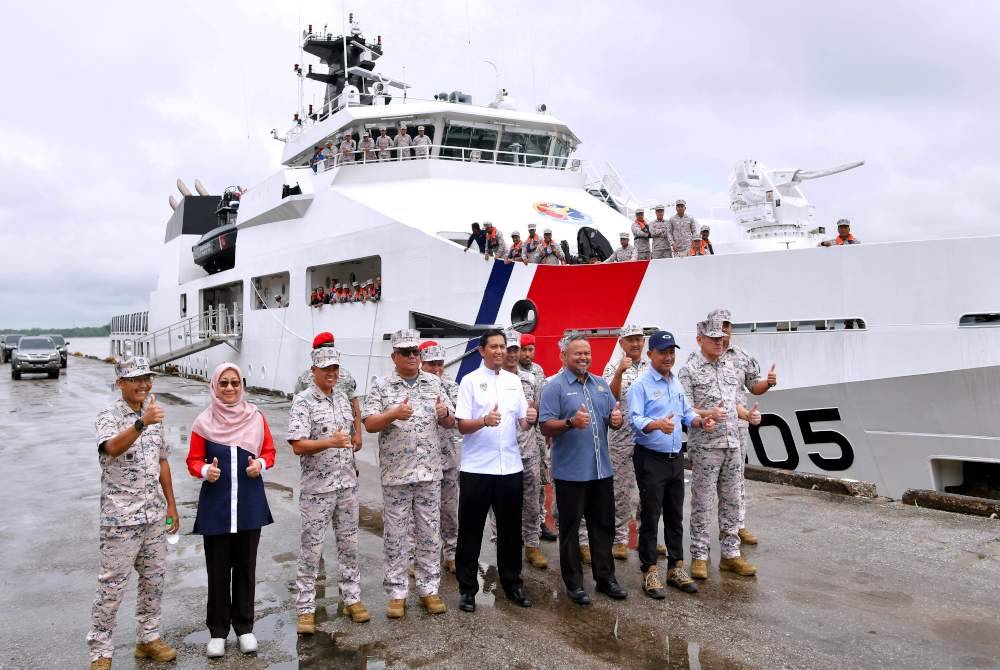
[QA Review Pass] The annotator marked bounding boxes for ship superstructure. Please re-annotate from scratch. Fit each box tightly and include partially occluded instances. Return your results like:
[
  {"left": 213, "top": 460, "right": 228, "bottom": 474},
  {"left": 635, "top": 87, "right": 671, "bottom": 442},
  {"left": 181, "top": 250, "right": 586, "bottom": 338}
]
[{"left": 111, "top": 17, "right": 1000, "bottom": 501}]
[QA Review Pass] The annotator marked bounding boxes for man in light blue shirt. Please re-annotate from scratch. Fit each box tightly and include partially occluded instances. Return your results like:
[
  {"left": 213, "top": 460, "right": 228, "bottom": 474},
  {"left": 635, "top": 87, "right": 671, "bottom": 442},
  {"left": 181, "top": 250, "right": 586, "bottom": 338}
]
[{"left": 627, "top": 330, "right": 714, "bottom": 599}]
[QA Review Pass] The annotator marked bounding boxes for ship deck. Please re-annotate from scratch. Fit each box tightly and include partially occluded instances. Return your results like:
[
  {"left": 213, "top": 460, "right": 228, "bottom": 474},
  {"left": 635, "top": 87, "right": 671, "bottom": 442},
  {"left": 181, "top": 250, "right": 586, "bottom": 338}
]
[{"left": 3, "top": 357, "right": 999, "bottom": 669}]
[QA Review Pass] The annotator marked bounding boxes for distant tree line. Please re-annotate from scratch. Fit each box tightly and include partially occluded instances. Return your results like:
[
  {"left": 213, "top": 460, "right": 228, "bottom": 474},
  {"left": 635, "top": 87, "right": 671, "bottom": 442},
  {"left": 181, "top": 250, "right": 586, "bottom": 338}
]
[{"left": 0, "top": 324, "right": 111, "bottom": 337}]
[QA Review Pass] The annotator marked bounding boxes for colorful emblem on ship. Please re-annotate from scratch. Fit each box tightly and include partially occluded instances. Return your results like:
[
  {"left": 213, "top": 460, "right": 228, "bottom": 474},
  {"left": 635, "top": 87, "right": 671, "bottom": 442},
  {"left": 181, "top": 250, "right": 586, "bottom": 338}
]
[{"left": 534, "top": 202, "right": 591, "bottom": 224}]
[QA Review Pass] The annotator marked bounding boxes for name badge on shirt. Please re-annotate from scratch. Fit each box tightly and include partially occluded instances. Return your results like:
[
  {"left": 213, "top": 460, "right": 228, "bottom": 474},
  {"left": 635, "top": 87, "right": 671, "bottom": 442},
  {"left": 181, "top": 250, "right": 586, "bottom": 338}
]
[
  {"left": 480, "top": 383, "right": 488, "bottom": 391},
  {"left": 653, "top": 390, "right": 662, "bottom": 398}
]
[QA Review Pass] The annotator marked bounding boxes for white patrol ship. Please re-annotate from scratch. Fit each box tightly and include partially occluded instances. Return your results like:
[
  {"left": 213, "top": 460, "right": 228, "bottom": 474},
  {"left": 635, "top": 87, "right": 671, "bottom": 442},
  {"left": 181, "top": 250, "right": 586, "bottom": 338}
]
[{"left": 111, "top": 16, "right": 1000, "bottom": 501}]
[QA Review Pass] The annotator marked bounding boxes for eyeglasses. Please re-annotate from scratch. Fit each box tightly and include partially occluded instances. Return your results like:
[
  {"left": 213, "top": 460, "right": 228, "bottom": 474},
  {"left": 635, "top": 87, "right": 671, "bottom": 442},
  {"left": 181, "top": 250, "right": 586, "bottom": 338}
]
[
  {"left": 123, "top": 376, "right": 153, "bottom": 385},
  {"left": 395, "top": 348, "right": 421, "bottom": 358},
  {"left": 218, "top": 380, "right": 242, "bottom": 388}
]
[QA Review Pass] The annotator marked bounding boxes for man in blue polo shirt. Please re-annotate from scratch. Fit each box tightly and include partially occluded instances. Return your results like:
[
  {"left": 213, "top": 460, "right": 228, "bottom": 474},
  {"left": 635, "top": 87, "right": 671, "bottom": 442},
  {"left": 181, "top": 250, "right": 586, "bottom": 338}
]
[
  {"left": 628, "top": 330, "right": 716, "bottom": 599},
  {"left": 539, "top": 334, "right": 627, "bottom": 605}
]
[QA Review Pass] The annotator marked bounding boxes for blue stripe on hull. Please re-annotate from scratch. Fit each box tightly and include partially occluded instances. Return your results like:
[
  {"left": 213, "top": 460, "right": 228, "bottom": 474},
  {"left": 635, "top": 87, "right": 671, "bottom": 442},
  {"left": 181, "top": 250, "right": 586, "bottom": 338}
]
[{"left": 457, "top": 260, "right": 515, "bottom": 382}]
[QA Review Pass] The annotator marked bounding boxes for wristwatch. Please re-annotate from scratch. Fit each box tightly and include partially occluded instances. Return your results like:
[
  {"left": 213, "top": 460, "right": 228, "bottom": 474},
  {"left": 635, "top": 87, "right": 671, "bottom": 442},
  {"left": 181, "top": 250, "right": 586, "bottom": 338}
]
[
  {"left": 565, "top": 418, "right": 573, "bottom": 429},
  {"left": 133, "top": 418, "right": 146, "bottom": 433}
]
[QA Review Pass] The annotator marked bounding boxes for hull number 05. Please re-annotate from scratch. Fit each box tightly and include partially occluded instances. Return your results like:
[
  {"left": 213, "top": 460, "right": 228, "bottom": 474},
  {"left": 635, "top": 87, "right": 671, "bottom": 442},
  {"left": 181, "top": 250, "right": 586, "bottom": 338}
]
[{"left": 748, "top": 408, "right": 854, "bottom": 471}]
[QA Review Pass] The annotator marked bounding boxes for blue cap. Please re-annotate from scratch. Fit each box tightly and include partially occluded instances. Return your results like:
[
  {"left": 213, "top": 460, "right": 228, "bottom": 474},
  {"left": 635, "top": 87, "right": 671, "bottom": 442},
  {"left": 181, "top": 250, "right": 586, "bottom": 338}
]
[{"left": 648, "top": 330, "right": 680, "bottom": 351}]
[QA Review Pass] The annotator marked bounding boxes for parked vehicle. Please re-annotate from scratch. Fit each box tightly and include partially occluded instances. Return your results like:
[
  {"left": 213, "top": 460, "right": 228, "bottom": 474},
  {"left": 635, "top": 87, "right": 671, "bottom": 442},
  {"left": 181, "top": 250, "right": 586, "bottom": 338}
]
[
  {"left": 43, "top": 334, "right": 70, "bottom": 368},
  {"left": 1, "top": 335, "right": 24, "bottom": 363},
  {"left": 11, "top": 337, "right": 60, "bottom": 380}
]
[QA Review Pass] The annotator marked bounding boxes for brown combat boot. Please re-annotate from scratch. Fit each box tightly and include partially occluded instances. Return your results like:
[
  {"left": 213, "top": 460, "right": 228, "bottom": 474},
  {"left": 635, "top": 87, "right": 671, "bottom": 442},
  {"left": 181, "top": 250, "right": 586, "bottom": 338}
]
[
  {"left": 89, "top": 659, "right": 112, "bottom": 670},
  {"left": 340, "top": 601, "right": 371, "bottom": 623},
  {"left": 297, "top": 613, "right": 316, "bottom": 635},
  {"left": 443, "top": 558, "right": 456, "bottom": 574},
  {"left": 690, "top": 558, "right": 709, "bottom": 580},
  {"left": 525, "top": 546, "right": 548, "bottom": 569},
  {"left": 387, "top": 598, "right": 407, "bottom": 619},
  {"left": 580, "top": 545, "right": 592, "bottom": 564},
  {"left": 420, "top": 594, "right": 448, "bottom": 614},
  {"left": 719, "top": 555, "right": 757, "bottom": 576},
  {"left": 739, "top": 528, "right": 759, "bottom": 545},
  {"left": 134, "top": 638, "right": 177, "bottom": 662},
  {"left": 612, "top": 543, "right": 628, "bottom": 560},
  {"left": 657, "top": 544, "right": 667, "bottom": 557}
]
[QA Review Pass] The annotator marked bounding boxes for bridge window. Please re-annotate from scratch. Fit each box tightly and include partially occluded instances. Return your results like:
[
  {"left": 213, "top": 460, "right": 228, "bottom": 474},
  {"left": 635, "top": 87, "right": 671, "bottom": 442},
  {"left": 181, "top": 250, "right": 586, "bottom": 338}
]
[
  {"left": 734, "top": 319, "right": 866, "bottom": 332},
  {"left": 498, "top": 127, "right": 551, "bottom": 166},
  {"left": 442, "top": 121, "right": 498, "bottom": 162},
  {"left": 252, "top": 272, "right": 289, "bottom": 310},
  {"left": 959, "top": 313, "right": 1000, "bottom": 327},
  {"left": 307, "top": 255, "right": 381, "bottom": 303}
]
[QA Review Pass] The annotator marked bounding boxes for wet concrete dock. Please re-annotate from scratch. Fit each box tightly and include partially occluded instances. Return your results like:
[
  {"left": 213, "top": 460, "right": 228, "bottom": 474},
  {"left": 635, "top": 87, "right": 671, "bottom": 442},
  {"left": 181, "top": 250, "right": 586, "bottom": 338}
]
[{"left": 2, "top": 357, "right": 1000, "bottom": 669}]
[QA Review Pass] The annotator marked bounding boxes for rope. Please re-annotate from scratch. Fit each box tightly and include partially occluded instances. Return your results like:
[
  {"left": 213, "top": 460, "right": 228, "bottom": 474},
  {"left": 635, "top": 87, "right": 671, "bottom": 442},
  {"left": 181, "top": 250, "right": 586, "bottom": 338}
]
[{"left": 249, "top": 281, "right": 311, "bottom": 344}]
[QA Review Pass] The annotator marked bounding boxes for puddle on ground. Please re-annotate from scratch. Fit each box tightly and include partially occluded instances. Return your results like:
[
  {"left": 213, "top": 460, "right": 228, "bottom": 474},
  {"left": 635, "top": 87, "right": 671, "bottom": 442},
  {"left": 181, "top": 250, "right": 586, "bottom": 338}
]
[
  {"left": 273, "top": 551, "right": 298, "bottom": 563},
  {"left": 358, "top": 504, "right": 385, "bottom": 537},
  {"left": 152, "top": 392, "right": 194, "bottom": 406},
  {"left": 475, "top": 562, "right": 498, "bottom": 609},
  {"left": 265, "top": 480, "right": 295, "bottom": 502}
]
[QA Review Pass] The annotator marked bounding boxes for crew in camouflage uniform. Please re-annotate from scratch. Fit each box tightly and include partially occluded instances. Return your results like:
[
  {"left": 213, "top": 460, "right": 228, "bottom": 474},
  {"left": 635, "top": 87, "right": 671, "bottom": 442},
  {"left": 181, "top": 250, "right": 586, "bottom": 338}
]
[
  {"left": 339, "top": 132, "right": 357, "bottom": 164},
  {"left": 649, "top": 205, "right": 672, "bottom": 260},
  {"left": 602, "top": 231, "right": 635, "bottom": 263},
  {"left": 630, "top": 208, "right": 651, "bottom": 260},
  {"left": 394, "top": 125, "right": 413, "bottom": 159},
  {"left": 517, "top": 334, "right": 557, "bottom": 541},
  {"left": 500, "top": 329, "right": 547, "bottom": 569},
  {"left": 359, "top": 131, "right": 377, "bottom": 162},
  {"left": 376, "top": 127, "right": 392, "bottom": 160},
  {"left": 602, "top": 325, "right": 647, "bottom": 560},
  {"left": 288, "top": 347, "right": 369, "bottom": 632},
  {"left": 419, "top": 342, "right": 462, "bottom": 573},
  {"left": 413, "top": 125, "right": 432, "bottom": 158},
  {"left": 295, "top": 332, "right": 362, "bottom": 452},
  {"left": 678, "top": 318, "right": 761, "bottom": 581},
  {"left": 668, "top": 199, "right": 699, "bottom": 258},
  {"left": 706, "top": 308, "right": 777, "bottom": 546},
  {"left": 362, "top": 329, "right": 455, "bottom": 618},
  {"left": 537, "top": 228, "right": 565, "bottom": 265},
  {"left": 87, "top": 357, "right": 179, "bottom": 668}
]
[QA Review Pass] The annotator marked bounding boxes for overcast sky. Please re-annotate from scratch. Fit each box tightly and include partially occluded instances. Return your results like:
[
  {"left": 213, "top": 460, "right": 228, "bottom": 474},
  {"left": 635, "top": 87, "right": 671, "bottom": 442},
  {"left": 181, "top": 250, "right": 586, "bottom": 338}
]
[{"left": 1, "top": 1, "right": 997, "bottom": 328}]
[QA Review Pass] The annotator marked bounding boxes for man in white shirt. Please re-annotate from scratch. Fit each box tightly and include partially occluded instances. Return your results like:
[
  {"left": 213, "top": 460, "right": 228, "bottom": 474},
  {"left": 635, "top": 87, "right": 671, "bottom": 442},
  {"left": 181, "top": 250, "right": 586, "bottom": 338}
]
[{"left": 454, "top": 329, "right": 536, "bottom": 612}]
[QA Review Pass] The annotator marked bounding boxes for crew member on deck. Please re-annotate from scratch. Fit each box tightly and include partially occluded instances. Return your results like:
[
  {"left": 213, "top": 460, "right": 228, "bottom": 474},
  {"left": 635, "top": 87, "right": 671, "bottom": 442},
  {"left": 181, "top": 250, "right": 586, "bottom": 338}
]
[
  {"left": 358, "top": 130, "right": 377, "bottom": 162},
  {"left": 394, "top": 125, "right": 412, "bottom": 159},
  {"left": 692, "top": 225, "right": 714, "bottom": 255},
  {"left": 482, "top": 221, "right": 507, "bottom": 261},
  {"left": 525, "top": 223, "right": 543, "bottom": 262},
  {"left": 309, "top": 146, "right": 324, "bottom": 173},
  {"left": 538, "top": 228, "right": 566, "bottom": 265},
  {"left": 413, "top": 125, "right": 432, "bottom": 158},
  {"left": 631, "top": 208, "right": 651, "bottom": 260},
  {"left": 668, "top": 199, "right": 698, "bottom": 258},
  {"left": 603, "top": 231, "right": 635, "bottom": 263},
  {"left": 819, "top": 219, "right": 861, "bottom": 246},
  {"left": 650, "top": 205, "right": 672, "bottom": 260},
  {"left": 339, "top": 132, "right": 356, "bottom": 164},
  {"left": 504, "top": 231, "right": 530, "bottom": 265},
  {"left": 187, "top": 363, "right": 275, "bottom": 658},
  {"left": 376, "top": 127, "right": 392, "bottom": 160}
]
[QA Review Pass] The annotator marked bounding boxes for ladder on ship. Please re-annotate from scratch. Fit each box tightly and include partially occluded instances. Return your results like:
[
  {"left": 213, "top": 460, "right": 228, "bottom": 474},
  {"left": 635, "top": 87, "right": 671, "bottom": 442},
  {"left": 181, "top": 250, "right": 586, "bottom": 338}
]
[{"left": 139, "top": 304, "right": 243, "bottom": 368}]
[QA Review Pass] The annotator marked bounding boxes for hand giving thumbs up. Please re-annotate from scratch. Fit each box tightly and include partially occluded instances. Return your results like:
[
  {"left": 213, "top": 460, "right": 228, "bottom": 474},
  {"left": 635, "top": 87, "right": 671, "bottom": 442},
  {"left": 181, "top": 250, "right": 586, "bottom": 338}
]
[
  {"left": 570, "top": 403, "right": 591, "bottom": 429},
  {"left": 395, "top": 395, "right": 413, "bottom": 421},
  {"left": 206, "top": 457, "right": 221, "bottom": 483},
  {"left": 484, "top": 403, "right": 501, "bottom": 427},
  {"left": 246, "top": 455, "right": 262, "bottom": 478},
  {"left": 142, "top": 394, "right": 164, "bottom": 426},
  {"left": 610, "top": 401, "right": 624, "bottom": 428}
]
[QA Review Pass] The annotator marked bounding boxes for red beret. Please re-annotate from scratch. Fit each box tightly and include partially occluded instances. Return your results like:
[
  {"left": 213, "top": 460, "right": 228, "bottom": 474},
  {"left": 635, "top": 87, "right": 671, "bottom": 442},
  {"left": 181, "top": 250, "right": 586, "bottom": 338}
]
[
  {"left": 418, "top": 340, "right": 439, "bottom": 351},
  {"left": 519, "top": 333, "right": 536, "bottom": 346},
  {"left": 312, "top": 332, "right": 335, "bottom": 349}
]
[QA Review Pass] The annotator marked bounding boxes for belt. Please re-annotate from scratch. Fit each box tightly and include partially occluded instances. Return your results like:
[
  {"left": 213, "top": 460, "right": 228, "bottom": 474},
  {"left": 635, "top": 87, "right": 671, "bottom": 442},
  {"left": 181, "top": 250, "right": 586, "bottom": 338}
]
[{"left": 637, "top": 444, "right": 681, "bottom": 459}]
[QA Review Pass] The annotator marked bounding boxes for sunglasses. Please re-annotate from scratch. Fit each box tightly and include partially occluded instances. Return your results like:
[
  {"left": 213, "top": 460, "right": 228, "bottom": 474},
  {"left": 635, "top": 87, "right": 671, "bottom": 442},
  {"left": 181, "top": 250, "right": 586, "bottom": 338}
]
[
  {"left": 124, "top": 376, "right": 153, "bottom": 385},
  {"left": 218, "top": 380, "right": 242, "bottom": 388},
  {"left": 395, "top": 348, "right": 421, "bottom": 358}
]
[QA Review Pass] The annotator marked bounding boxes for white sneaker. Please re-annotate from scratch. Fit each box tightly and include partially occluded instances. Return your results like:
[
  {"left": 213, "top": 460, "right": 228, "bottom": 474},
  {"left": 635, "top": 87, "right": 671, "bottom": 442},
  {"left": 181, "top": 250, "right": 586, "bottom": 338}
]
[
  {"left": 238, "top": 633, "right": 258, "bottom": 654},
  {"left": 206, "top": 637, "right": 225, "bottom": 657}
]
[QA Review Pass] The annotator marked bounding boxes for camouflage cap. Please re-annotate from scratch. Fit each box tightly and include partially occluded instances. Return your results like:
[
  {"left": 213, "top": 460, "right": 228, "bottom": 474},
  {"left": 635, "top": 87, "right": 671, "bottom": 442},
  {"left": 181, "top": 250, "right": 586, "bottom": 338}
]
[
  {"left": 311, "top": 347, "right": 340, "bottom": 368},
  {"left": 543, "top": 228, "right": 553, "bottom": 235},
  {"left": 697, "top": 318, "right": 725, "bottom": 338},
  {"left": 706, "top": 308, "right": 732, "bottom": 324},
  {"left": 483, "top": 221, "right": 494, "bottom": 228},
  {"left": 527, "top": 222, "right": 537, "bottom": 229},
  {"left": 634, "top": 208, "right": 645, "bottom": 214},
  {"left": 619, "top": 324, "right": 644, "bottom": 338},
  {"left": 619, "top": 230, "right": 630, "bottom": 238},
  {"left": 837, "top": 218, "right": 851, "bottom": 227},
  {"left": 420, "top": 345, "right": 446, "bottom": 362},
  {"left": 511, "top": 230, "right": 521, "bottom": 237},
  {"left": 390, "top": 328, "right": 421, "bottom": 349},
  {"left": 115, "top": 356, "right": 152, "bottom": 379},
  {"left": 654, "top": 204, "right": 666, "bottom": 210},
  {"left": 675, "top": 199, "right": 687, "bottom": 206},
  {"left": 503, "top": 328, "right": 522, "bottom": 348},
  {"left": 701, "top": 224, "right": 711, "bottom": 232}
]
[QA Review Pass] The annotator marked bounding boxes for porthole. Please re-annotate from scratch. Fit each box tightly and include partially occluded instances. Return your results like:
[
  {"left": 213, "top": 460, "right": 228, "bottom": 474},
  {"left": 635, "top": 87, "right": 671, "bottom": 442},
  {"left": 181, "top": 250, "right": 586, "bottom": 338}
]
[{"left": 511, "top": 299, "right": 538, "bottom": 333}]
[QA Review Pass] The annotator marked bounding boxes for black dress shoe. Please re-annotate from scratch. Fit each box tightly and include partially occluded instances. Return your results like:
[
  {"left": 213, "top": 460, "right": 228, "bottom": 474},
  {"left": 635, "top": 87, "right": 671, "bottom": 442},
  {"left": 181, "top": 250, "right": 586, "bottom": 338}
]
[
  {"left": 540, "top": 523, "right": 558, "bottom": 542},
  {"left": 566, "top": 587, "right": 592, "bottom": 605},
  {"left": 459, "top": 593, "right": 476, "bottom": 612},
  {"left": 595, "top": 580, "right": 628, "bottom": 600},
  {"left": 506, "top": 586, "right": 532, "bottom": 608}
]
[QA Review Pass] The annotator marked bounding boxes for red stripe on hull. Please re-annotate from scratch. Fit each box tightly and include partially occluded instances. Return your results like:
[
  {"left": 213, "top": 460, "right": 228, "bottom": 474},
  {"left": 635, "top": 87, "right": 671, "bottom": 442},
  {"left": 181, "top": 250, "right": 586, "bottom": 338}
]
[{"left": 525, "top": 261, "right": 650, "bottom": 376}]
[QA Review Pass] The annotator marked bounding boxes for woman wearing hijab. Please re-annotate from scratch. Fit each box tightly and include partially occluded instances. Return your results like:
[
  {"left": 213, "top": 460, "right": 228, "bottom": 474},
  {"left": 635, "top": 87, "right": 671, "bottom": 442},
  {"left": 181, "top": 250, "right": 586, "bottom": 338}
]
[{"left": 186, "top": 364, "right": 275, "bottom": 658}]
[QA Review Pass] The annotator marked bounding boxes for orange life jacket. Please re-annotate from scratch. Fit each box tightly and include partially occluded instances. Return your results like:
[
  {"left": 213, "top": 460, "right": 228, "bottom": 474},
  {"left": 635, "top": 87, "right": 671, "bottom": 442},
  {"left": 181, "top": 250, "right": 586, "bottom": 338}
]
[
  {"left": 834, "top": 234, "right": 857, "bottom": 245},
  {"left": 691, "top": 238, "right": 712, "bottom": 255}
]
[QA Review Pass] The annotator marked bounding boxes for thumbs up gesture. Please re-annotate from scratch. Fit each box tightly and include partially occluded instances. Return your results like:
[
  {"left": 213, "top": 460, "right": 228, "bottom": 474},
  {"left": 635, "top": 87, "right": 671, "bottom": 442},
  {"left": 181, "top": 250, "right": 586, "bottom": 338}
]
[
  {"left": 748, "top": 403, "right": 762, "bottom": 426},
  {"left": 329, "top": 427, "right": 351, "bottom": 448},
  {"left": 570, "top": 403, "right": 591, "bottom": 429},
  {"left": 484, "top": 403, "right": 501, "bottom": 427},
  {"left": 660, "top": 411, "right": 675, "bottom": 434},
  {"left": 206, "top": 457, "right": 221, "bottom": 483},
  {"left": 616, "top": 354, "right": 632, "bottom": 375},
  {"left": 709, "top": 400, "right": 727, "bottom": 422},
  {"left": 435, "top": 395, "right": 449, "bottom": 419},
  {"left": 610, "top": 401, "right": 624, "bottom": 429},
  {"left": 142, "top": 394, "right": 165, "bottom": 425},
  {"left": 702, "top": 416, "right": 717, "bottom": 433},
  {"left": 767, "top": 364, "right": 777, "bottom": 388},
  {"left": 245, "top": 455, "right": 261, "bottom": 478},
  {"left": 526, "top": 401, "right": 538, "bottom": 425},
  {"left": 394, "top": 395, "right": 413, "bottom": 421}
]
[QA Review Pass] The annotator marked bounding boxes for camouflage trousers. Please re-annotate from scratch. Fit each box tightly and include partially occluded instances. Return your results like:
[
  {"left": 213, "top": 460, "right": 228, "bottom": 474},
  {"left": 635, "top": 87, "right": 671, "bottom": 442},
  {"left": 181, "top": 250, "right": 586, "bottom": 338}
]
[
  {"left": 440, "top": 468, "right": 460, "bottom": 562},
  {"left": 738, "top": 426, "right": 750, "bottom": 529},
  {"left": 537, "top": 434, "right": 549, "bottom": 528},
  {"left": 384, "top": 481, "right": 441, "bottom": 599},
  {"left": 521, "top": 450, "right": 542, "bottom": 548},
  {"left": 689, "top": 447, "right": 743, "bottom": 561},
  {"left": 610, "top": 441, "right": 637, "bottom": 545},
  {"left": 86, "top": 522, "right": 166, "bottom": 661},
  {"left": 296, "top": 488, "right": 361, "bottom": 613}
]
